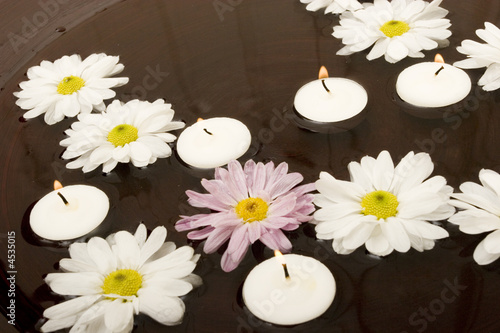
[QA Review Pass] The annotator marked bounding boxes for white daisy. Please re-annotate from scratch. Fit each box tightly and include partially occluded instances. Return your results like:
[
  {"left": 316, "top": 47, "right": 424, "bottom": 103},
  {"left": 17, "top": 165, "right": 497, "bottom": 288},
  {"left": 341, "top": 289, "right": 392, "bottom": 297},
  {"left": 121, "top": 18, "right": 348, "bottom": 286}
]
[
  {"left": 60, "top": 99, "right": 185, "bottom": 173},
  {"left": 313, "top": 151, "right": 454, "bottom": 256},
  {"left": 14, "top": 54, "right": 129, "bottom": 125},
  {"left": 454, "top": 22, "right": 500, "bottom": 91},
  {"left": 449, "top": 169, "right": 500, "bottom": 265},
  {"left": 300, "top": 0, "right": 362, "bottom": 14},
  {"left": 332, "top": 0, "right": 451, "bottom": 63},
  {"left": 40, "top": 224, "right": 202, "bottom": 333}
]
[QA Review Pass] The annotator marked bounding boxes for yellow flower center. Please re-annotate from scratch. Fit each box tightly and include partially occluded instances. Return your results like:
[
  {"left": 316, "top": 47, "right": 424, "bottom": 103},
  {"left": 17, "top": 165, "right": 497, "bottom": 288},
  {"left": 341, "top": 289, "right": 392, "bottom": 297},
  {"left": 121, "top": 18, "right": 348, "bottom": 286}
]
[
  {"left": 107, "top": 124, "right": 139, "bottom": 147},
  {"left": 380, "top": 20, "right": 410, "bottom": 38},
  {"left": 102, "top": 269, "right": 142, "bottom": 297},
  {"left": 57, "top": 75, "right": 85, "bottom": 95},
  {"left": 235, "top": 197, "right": 269, "bottom": 223},
  {"left": 361, "top": 190, "right": 399, "bottom": 220}
]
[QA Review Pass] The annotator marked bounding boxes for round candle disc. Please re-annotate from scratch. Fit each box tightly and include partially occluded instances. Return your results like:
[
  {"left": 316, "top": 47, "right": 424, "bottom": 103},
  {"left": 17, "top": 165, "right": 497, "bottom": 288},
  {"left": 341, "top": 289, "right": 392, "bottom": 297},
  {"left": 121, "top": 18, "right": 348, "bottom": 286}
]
[
  {"left": 294, "top": 78, "right": 368, "bottom": 123},
  {"left": 176, "top": 117, "right": 251, "bottom": 169},
  {"left": 396, "top": 62, "right": 471, "bottom": 108},
  {"left": 30, "top": 185, "right": 109, "bottom": 241},
  {"left": 242, "top": 254, "right": 336, "bottom": 326}
]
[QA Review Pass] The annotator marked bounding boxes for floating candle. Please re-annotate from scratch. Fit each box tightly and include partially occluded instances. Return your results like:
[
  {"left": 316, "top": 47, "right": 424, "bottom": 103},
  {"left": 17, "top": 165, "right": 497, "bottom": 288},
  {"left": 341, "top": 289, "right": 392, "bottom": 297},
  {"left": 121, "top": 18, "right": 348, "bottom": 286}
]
[
  {"left": 293, "top": 66, "right": 368, "bottom": 123},
  {"left": 176, "top": 117, "right": 251, "bottom": 169},
  {"left": 242, "top": 252, "right": 336, "bottom": 326},
  {"left": 30, "top": 181, "right": 109, "bottom": 241},
  {"left": 396, "top": 54, "right": 472, "bottom": 108}
]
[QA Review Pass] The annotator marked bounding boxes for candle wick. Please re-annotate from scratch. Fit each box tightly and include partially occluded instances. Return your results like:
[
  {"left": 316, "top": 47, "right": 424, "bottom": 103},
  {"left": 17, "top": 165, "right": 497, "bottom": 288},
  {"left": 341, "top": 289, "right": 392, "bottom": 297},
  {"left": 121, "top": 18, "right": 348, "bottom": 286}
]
[
  {"left": 321, "top": 79, "right": 331, "bottom": 93},
  {"left": 57, "top": 192, "right": 69, "bottom": 206},
  {"left": 435, "top": 66, "right": 445, "bottom": 76},
  {"left": 203, "top": 128, "right": 213, "bottom": 135},
  {"left": 282, "top": 263, "right": 291, "bottom": 280}
]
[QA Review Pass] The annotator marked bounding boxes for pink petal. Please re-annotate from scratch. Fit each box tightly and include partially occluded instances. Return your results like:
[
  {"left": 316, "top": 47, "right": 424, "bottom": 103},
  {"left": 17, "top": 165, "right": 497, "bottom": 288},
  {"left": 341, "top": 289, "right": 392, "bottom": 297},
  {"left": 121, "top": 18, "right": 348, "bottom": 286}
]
[
  {"left": 201, "top": 179, "right": 238, "bottom": 206},
  {"left": 220, "top": 249, "right": 242, "bottom": 272},
  {"left": 271, "top": 161, "right": 288, "bottom": 180},
  {"left": 187, "top": 227, "right": 215, "bottom": 240},
  {"left": 262, "top": 216, "right": 297, "bottom": 229},
  {"left": 228, "top": 160, "right": 249, "bottom": 200},
  {"left": 220, "top": 229, "right": 251, "bottom": 272},
  {"left": 247, "top": 222, "right": 263, "bottom": 243},
  {"left": 291, "top": 183, "right": 316, "bottom": 196},
  {"left": 217, "top": 166, "right": 248, "bottom": 202},
  {"left": 259, "top": 229, "right": 292, "bottom": 252},
  {"left": 264, "top": 161, "right": 276, "bottom": 186},
  {"left": 281, "top": 223, "right": 301, "bottom": 231},
  {"left": 203, "top": 227, "right": 234, "bottom": 254},
  {"left": 226, "top": 225, "right": 249, "bottom": 256},
  {"left": 268, "top": 193, "right": 296, "bottom": 216},
  {"left": 243, "top": 160, "right": 256, "bottom": 188},
  {"left": 186, "top": 191, "right": 230, "bottom": 212},
  {"left": 268, "top": 173, "right": 303, "bottom": 199},
  {"left": 249, "top": 162, "right": 267, "bottom": 197}
]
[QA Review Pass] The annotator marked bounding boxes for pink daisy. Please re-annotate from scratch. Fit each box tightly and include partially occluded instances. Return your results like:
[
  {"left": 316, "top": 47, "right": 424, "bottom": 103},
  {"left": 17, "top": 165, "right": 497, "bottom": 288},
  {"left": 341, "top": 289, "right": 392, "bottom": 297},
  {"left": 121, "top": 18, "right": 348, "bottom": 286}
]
[{"left": 175, "top": 160, "right": 315, "bottom": 272}]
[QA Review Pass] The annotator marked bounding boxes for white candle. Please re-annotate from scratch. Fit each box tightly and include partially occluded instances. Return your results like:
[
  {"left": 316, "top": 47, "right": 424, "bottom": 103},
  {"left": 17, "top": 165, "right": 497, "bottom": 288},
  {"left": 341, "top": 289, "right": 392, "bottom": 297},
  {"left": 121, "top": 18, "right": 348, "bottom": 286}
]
[
  {"left": 176, "top": 117, "right": 251, "bottom": 169},
  {"left": 30, "top": 182, "right": 109, "bottom": 241},
  {"left": 396, "top": 54, "right": 471, "bottom": 108},
  {"left": 242, "top": 253, "right": 336, "bottom": 326},
  {"left": 294, "top": 66, "right": 368, "bottom": 123}
]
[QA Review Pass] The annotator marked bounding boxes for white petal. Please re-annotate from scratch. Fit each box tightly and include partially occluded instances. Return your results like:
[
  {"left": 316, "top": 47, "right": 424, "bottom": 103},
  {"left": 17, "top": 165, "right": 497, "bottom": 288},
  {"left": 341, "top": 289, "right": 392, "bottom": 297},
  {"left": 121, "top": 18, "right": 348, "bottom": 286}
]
[
  {"left": 45, "top": 272, "right": 103, "bottom": 296},
  {"left": 138, "top": 288, "right": 185, "bottom": 325},
  {"left": 398, "top": 193, "right": 441, "bottom": 219},
  {"left": 129, "top": 142, "right": 153, "bottom": 166},
  {"left": 401, "top": 219, "right": 448, "bottom": 239},
  {"left": 315, "top": 172, "right": 364, "bottom": 203},
  {"left": 112, "top": 145, "right": 131, "bottom": 163},
  {"left": 474, "top": 239, "right": 500, "bottom": 265},
  {"left": 380, "top": 218, "right": 411, "bottom": 252},
  {"left": 142, "top": 278, "right": 193, "bottom": 297},
  {"left": 482, "top": 229, "right": 500, "bottom": 254},
  {"left": 367, "top": 38, "right": 390, "bottom": 60},
  {"left": 104, "top": 300, "right": 134, "bottom": 332},
  {"left": 41, "top": 317, "right": 79, "bottom": 332},
  {"left": 89, "top": 145, "right": 114, "bottom": 165},
  {"left": 113, "top": 231, "right": 141, "bottom": 269},
  {"left": 59, "top": 258, "right": 98, "bottom": 273},
  {"left": 44, "top": 295, "right": 101, "bottom": 319},
  {"left": 332, "top": 238, "right": 356, "bottom": 255},
  {"left": 141, "top": 246, "right": 194, "bottom": 275},
  {"left": 449, "top": 210, "right": 500, "bottom": 234},
  {"left": 365, "top": 226, "right": 392, "bottom": 255},
  {"left": 143, "top": 261, "right": 196, "bottom": 281},
  {"left": 386, "top": 39, "right": 409, "bottom": 62},
  {"left": 342, "top": 222, "right": 377, "bottom": 250},
  {"left": 313, "top": 202, "right": 362, "bottom": 221},
  {"left": 139, "top": 226, "right": 167, "bottom": 266},
  {"left": 87, "top": 237, "right": 117, "bottom": 275},
  {"left": 372, "top": 151, "right": 394, "bottom": 190},
  {"left": 181, "top": 274, "right": 203, "bottom": 288},
  {"left": 315, "top": 214, "right": 362, "bottom": 238},
  {"left": 134, "top": 223, "right": 148, "bottom": 247}
]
